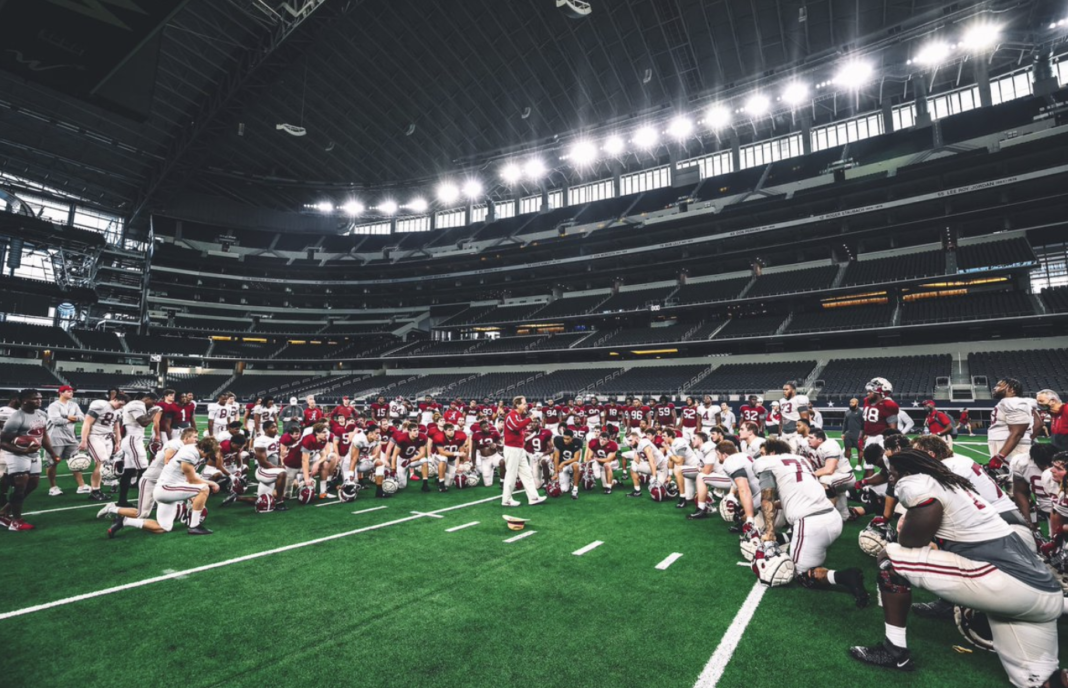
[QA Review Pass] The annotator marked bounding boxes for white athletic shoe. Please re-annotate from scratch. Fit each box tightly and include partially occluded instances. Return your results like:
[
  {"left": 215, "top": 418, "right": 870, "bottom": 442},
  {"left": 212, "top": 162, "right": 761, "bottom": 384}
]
[
  {"left": 529, "top": 496, "right": 546, "bottom": 506},
  {"left": 96, "top": 503, "right": 117, "bottom": 519},
  {"left": 76, "top": 485, "right": 91, "bottom": 494},
  {"left": 501, "top": 499, "right": 521, "bottom": 507},
  {"left": 48, "top": 486, "right": 63, "bottom": 496}
]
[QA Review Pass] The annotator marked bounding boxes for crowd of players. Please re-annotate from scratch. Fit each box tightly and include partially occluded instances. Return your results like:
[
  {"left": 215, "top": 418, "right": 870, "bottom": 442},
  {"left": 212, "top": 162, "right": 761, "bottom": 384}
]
[{"left": 1, "top": 376, "right": 1067, "bottom": 687}]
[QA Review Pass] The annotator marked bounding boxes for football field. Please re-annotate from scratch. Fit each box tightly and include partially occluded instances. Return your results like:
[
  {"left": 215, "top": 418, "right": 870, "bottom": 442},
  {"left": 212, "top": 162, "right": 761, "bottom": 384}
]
[{"left": 1, "top": 430, "right": 1061, "bottom": 688}]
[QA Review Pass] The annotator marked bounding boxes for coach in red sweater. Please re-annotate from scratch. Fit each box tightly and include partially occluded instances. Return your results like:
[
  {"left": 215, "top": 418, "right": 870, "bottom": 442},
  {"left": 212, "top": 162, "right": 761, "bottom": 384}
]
[{"left": 502, "top": 395, "right": 545, "bottom": 507}]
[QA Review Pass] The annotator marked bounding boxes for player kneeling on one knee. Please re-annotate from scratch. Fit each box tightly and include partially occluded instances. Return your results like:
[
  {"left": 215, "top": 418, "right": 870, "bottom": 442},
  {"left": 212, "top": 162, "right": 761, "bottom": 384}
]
[{"left": 849, "top": 449, "right": 1066, "bottom": 688}]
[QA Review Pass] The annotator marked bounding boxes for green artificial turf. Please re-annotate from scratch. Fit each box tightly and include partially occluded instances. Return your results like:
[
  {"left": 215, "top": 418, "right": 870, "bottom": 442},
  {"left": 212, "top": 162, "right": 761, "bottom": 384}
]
[{"left": 1, "top": 428, "right": 1062, "bottom": 688}]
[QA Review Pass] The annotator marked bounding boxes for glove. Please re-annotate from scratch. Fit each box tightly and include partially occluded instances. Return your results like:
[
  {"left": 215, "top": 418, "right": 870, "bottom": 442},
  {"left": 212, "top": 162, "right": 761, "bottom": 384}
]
[
  {"left": 987, "top": 454, "right": 1006, "bottom": 471},
  {"left": 1039, "top": 540, "right": 1058, "bottom": 558},
  {"left": 854, "top": 479, "right": 866, "bottom": 491},
  {"left": 741, "top": 520, "right": 759, "bottom": 542}
]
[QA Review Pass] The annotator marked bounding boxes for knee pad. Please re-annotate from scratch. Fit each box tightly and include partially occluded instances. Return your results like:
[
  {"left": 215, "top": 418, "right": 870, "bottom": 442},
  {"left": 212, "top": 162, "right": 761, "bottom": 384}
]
[{"left": 876, "top": 559, "right": 911, "bottom": 595}]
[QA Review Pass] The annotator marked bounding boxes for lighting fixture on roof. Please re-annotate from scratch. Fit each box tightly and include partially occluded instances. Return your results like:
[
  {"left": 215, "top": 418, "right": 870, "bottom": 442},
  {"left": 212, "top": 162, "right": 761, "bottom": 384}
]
[
  {"left": 780, "top": 82, "right": 809, "bottom": 106},
  {"left": 378, "top": 200, "right": 398, "bottom": 215},
  {"left": 603, "top": 135, "right": 625, "bottom": 156},
  {"left": 744, "top": 94, "right": 770, "bottom": 116},
  {"left": 633, "top": 125, "right": 659, "bottom": 149},
  {"left": 501, "top": 162, "right": 522, "bottom": 184},
  {"left": 524, "top": 158, "right": 547, "bottom": 180},
  {"left": 666, "top": 115, "right": 693, "bottom": 140},
  {"left": 911, "top": 40, "right": 952, "bottom": 67},
  {"left": 461, "top": 179, "right": 483, "bottom": 199},
  {"left": 314, "top": 201, "right": 333, "bottom": 213},
  {"left": 340, "top": 200, "right": 364, "bottom": 216},
  {"left": 705, "top": 104, "right": 731, "bottom": 130},
  {"left": 569, "top": 139, "right": 599, "bottom": 166},
  {"left": 832, "top": 60, "right": 874, "bottom": 89},
  {"left": 436, "top": 182, "right": 460, "bottom": 204},
  {"left": 961, "top": 22, "right": 1001, "bottom": 51},
  {"left": 407, "top": 197, "right": 429, "bottom": 213}
]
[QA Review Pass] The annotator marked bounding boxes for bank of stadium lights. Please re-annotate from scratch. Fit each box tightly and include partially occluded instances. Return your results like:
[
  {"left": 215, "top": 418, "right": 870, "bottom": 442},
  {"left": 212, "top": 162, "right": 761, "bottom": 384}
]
[
  {"left": 567, "top": 139, "right": 599, "bottom": 166},
  {"left": 500, "top": 162, "right": 522, "bottom": 184},
  {"left": 309, "top": 201, "right": 333, "bottom": 213},
  {"left": 780, "top": 82, "right": 809, "bottom": 106},
  {"left": 377, "top": 200, "right": 398, "bottom": 215},
  {"left": 406, "top": 197, "right": 429, "bottom": 213},
  {"left": 523, "top": 158, "right": 548, "bottom": 180},
  {"left": 910, "top": 40, "right": 952, "bottom": 67},
  {"left": 340, "top": 200, "right": 364, "bottom": 216},
  {"left": 743, "top": 94, "right": 770, "bottom": 116},
  {"left": 666, "top": 115, "right": 694, "bottom": 140},
  {"left": 632, "top": 125, "right": 659, "bottom": 149},
  {"left": 704, "top": 104, "right": 731, "bottom": 130},
  {"left": 961, "top": 22, "right": 1001, "bottom": 51},
  {"left": 461, "top": 179, "right": 483, "bottom": 199},
  {"left": 818, "top": 59, "right": 874, "bottom": 90},
  {"left": 436, "top": 182, "right": 460, "bottom": 204},
  {"left": 603, "top": 135, "right": 625, "bottom": 156}
]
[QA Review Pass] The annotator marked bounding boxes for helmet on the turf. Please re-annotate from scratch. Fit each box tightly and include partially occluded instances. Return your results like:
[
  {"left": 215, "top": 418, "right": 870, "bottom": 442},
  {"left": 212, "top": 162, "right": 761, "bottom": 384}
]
[
  {"left": 581, "top": 466, "right": 596, "bottom": 491},
  {"left": 67, "top": 452, "right": 92, "bottom": 473},
  {"left": 865, "top": 377, "right": 893, "bottom": 396},
  {"left": 954, "top": 606, "right": 995, "bottom": 652},
  {"left": 664, "top": 481, "right": 680, "bottom": 499},
  {"left": 718, "top": 494, "right": 740, "bottom": 522},
  {"left": 100, "top": 462, "right": 117, "bottom": 481},
  {"left": 752, "top": 542, "right": 795, "bottom": 587},
  {"left": 638, "top": 473, "right": 649, "bottom": 485},
  {"left": 858, "top": 523, "right": 888, "bottom": 558},
  {"left": 546, "top": 479, "right": 562, "bottom": 497},
  {"left": 255, "top": 494, "right": 275, "bottom": 513},
  {"left": 381, "top": 477, "right": 399, "bottom": 495},
  {"left": 338, "top": 482, "right": 358, "bottom": 503},
  {"left": 740, "top": 538, "right": 760, "bottom": 563},
  {"left": 298, "top": 485, "right": 316, "bottom": 504},
  {"left": 231, "top": 476, "right": 246, "bottom": 495},
  {"left": 649, "top": 481, "right": 667, "bottom": 502}
]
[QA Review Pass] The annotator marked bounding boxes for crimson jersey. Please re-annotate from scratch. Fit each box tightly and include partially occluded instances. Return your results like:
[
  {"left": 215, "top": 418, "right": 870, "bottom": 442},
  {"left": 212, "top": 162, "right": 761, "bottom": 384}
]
[
  {"left": 567, "top": 424, "right": 589, "bottom": 442},
  {"left": 524, "top": 428, "right": 554, "bottom": 455},
  {"left": 158, "top": 401, "right": 177, "bottom": 426},
  {"left": 335, "top": 422, "right": 359, "bottom": 454},
  {"left": 219, "top": 439, "right": 245, "bottom": 466},
  {"left": 370, "top": 403, "right": 389, "bottom": 422},
  {"left": 587, "top": 438, "right": 619, "bottom": 459},
  {"left": 393, "top": 432, "right": 427, "bottom": 464},
  {"left": 652, "top": 435, "right": 665, "bottom": 449},
  {"left": 330, "top": 405, "right": 354, "bottom": 426},
  {"left": 572, "top": 407, "right": 588, "bottom": 424},
  {"left": 679, "top": 406, "right": 699, "bottom": 428},
  {"left": 654, "top": 404, "right": 676, "bottom": 424},
  {"left": 443, "top": 408, "right": 465, "bottom": 426},
  {"left": 627, "top": 406, "right": 649, "bottom": 428},
  {"left": 470, "top": 427, "right": 501, "bottom": 452},
  {"left": 603, "top": 404, "right": 622, "bottom": 425},
  {"left": 476, "top": 404, "right": 495, "bottom": 419},
  {"left": 584, "top": 404, "right": 601, "bottom": 421},
  {"left": 543, "top": 406, "right": 562, "bottom": 424},
  {"left": 303, "top": 407, "right": 325, "bottom": 427},
  {"left": 432, "top": 430, "right": 467, "bottom": 455},
  {"left": 862, "top": 397, "right": 900, "bottom": 436},
  {"left": 283, "top": 433, "right": 328, "bottom": 468},
  {"left": 739, "top": 404, "right": 767, "bottom": 424}
]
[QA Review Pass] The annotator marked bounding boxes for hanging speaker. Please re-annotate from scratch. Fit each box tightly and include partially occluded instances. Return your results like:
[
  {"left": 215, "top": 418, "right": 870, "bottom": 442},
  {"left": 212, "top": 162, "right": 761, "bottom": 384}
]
[{"left": 7, "top": 238, "right": 22, "bottom": 270}]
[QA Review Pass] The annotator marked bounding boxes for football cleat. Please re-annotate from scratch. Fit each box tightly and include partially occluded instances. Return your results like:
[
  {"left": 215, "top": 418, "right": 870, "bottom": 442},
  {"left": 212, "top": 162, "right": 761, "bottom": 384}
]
[
  {"left": 912, "top": 598, "right": 954, "bottom": 620},
  {"left": 107, "top": 516, "right": 124, "bottom": 538},
  {"left": 675, "top": 497, "right": 688, "bottom": 509},
  {"left": 626, "top": 490, "right": 643, "bottom": 498},
  {"left": 954, "top": 606, "right": 995, "bottom": 652},
  {"left": 89, "top": 489, "right": 107, "bottom": 502},
  {"left": 273, "top": 501, "right": 289, "bottom": 512},
  {"left": 187, "top": 525, "right": 213, "bottom": 535},
  {"left": 848, "top": 640, "right": 914, "bottom": 672},
  {"left": 8, "top": 519, "right": 34, "bottom": 532},
  {"left": 571, "top": 487, "right": 579, "bottom": 500},
  {"left": 687, "top": 508, "right": 710, "bottom": 520},
  {"left": 221, "top": 492, "right": 238, "bottom": 507},
  {"left": 96, "top": 503, "right": 117, "bottom": 519}
]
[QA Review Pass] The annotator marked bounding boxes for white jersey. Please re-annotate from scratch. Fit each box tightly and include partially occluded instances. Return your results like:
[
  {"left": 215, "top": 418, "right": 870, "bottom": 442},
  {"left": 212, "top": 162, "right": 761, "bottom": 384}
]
[
  {"left": 1011, "top": 455, "right": 1052, "bottom": 512},
  {"left": 720, "top": 452, "right": 761, "bottom": 502},
  {"left": 896, "top": 409, "right": 915, "bottom": 434},
  {"left": 86, "top": 400, "right": 121, "bottom": 437},
  {"left": 157, "top": 443, "right": 205, "bottom": 487},
  {"left": 1040, "top": 469, "right": 1068, "bottom": 518},
  {"left": 351, "top": 431, "right": 374, "bottom": 459},
  {"left": 988, "top": 397, "right": 1034, "bottom": 443},
  {"left": 667, "top": 437, "right": 698, "bottom": 464},
  {"left": 389, "top": 401, "right": 406, "bottom": 419},
  {"left": 752, "top": 454, "right": 829, "bottom": 524},
  {"left": 778, "top": 395, "right": 809, "bottom": 423},
  {"left": 209, "top": 403, "right": 230, "bottom": 429},
  {"left": 226, "top": 402, "right": 240, "bottom": 423},
  {"left": 258, "top": 405, "right": 278, "bottom": 426},
  {"left": 741, "top": 436, "right": 765, "bottom": 459},
  {"left": 253, "top": 433, "right": 282, "bottom": 461},
  {"left": 810, "top": 409, "right": 823, "bottom": 429},
  {"left": 808, "top": 438, "right": 850, "bottom": 478},
  {"left": 895, "top": 473, "right": 1012, "bottom": 544},
  {"left": 0, "top": 405, "right": 18, "bottom": 428},
  {"left": 719, "top": 409, "right": 736, "bottom": 432},
  {"left": 636, "top": 438, "right": 665, "bottom": 464},
  {"left": 697, "top": 404, "right": 718, "bottom": 427},
  {"left": 144, "top": 438, "right": 184, "bottom": 481},
  {"left": 942, "top": 455, "right": 1015, "bottom": 514},
  {"left": 695, "top": 443, "right": 718, "bottom": 469},
  {"left": 121, "top": 400, "right": 151, "bottom": 438}
]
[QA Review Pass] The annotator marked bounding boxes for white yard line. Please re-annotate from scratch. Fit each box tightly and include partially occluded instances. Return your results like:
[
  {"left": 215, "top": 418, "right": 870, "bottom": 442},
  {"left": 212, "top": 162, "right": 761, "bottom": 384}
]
[
  {"left": 352, "top": 506, "right": 388, "bottom": 515},
  {"left": 314, "top": 499, "right": 347, "bottom": 507},
  {"left": 0, "top": 495, "right": 496, "bottom": 621},
  {"left": 655, "top": 552, "right": 683, "bottom": 570},
  {"left": 411, "top": 511, "right": 444, "bottom": 519},
  {"left": 693, "top": 582, "right": 766, "bottom": 688},
  {"left": 503, "top": 530, "right": 536, "bottom": 543},
  {"left": 572, "top": 540, "right": 604, "bottom": 556},
  {"left": 445, "top": 521, "right": 479, "bottom": 533},
  {"left": 23, "top": 503, "right": 104, "bottom": 516}
]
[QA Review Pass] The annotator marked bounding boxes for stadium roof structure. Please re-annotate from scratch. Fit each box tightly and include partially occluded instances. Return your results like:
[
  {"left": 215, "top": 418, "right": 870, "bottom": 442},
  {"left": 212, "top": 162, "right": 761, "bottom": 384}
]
[{"left": 0, "top": 0, "right": 1065, "bottom": 237}]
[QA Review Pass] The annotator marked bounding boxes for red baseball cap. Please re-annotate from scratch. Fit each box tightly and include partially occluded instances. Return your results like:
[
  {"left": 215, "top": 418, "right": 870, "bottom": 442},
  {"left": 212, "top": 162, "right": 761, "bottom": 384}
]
[
  {"left": 58, "top": 385, "right": 75, "bottom": 394},
  {"left": 922, "top": 399, "right": 936, "bottom": 406},
  {"left": 342, "top": 396, "right": 350, "bottom": 400}
]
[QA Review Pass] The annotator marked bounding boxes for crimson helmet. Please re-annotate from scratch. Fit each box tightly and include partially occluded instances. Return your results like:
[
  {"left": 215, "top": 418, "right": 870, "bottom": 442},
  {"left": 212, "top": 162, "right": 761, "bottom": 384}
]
[
  {"left": 255, "top": 494, "right": 275, "bottom": 513},
  {"left": 546, "top": 480, "right": 562, "bottom": 498},
  {"left": 298, "top": 485, "right": 316, "bottom": 505},
  {"left": 649, "top": 481, "right": 667, "bottom": 502}
]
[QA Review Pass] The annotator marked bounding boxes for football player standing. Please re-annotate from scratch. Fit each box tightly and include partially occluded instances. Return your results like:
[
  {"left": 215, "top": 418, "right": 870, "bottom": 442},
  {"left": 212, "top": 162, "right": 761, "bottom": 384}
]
[
  {"left": 117, "top": 391, "right": 162, "bottom": 508},
  {"left": 0, "top": 389, "right": 61, "bottom": 531},
  {"left": 986, "top": 378, "right": 1035, "bottom": 477},
  {"left": 777, "top": 382, "right": 810, "bottom": 446},
  {"left": 45, "top": 385, "right": 86, "bottom": 495},
  {"left": 737, "top": 395, "right": 766, "bottom": 434},
  {"left": 859, "top": 377, "right": 899, "bottom": 451},
  {"left": 79, "top": 393, "right": 128, "bottom": 501}
]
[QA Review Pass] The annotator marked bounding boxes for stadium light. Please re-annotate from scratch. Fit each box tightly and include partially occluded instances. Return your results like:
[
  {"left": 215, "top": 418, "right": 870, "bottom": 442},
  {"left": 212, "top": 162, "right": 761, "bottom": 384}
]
[
  {"left": 603, "top": 135, "right": 625, "bottom": 156},
  {"left": 961, "top": 22, "right": 1001, "bottom": 51},
  {"left": 569, "top": 139, "right": 599, "bottom": 166},
  {"left": 314, "top": 201, "right": 334, "bottom": 213},
  {"left": 378, "top": 200, "right": 398, "bottom": 215},
  {"left": 666, "top": 115, "right": 693, "bottom": 140},
  {"left": 781, "top": 82, "right": 809, "bottom": 106},
  {"left": 436, "top": 182, "right": 460, "bottom": 204},
  {"left": 407, "top": 197, "right": 429, "bottom": 213},
  {"left": 832, "top": 60, "right": 874, "bottom": 89},
  {"left": 911, "top": 40, "right": 952, "bottom": 67},
  {"left": 744, "top": 94, "right": 770, "bottom": 116},
  {"left": 633, "top": 125, "right": 659, "bottom": 149},
  {"left": 501, "top": 162, "right": 522, "bottom": 184},
  {"left": 705, "top": 104, "right": 731, "bottom": 130},
  {"left": 524, "top": 158, "right": 547, "bottom": 180},
  {"left": 461, "top": 179, "right": 483, "bottom": 199},
  {"left": 340, "top": 200, "right": 364, "bottom": 216}
]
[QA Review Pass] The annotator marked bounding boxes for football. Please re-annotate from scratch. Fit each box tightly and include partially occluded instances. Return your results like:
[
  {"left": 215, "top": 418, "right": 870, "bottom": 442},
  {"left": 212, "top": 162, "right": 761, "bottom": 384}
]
[{"left": 14, "top": 436, "right": 41, "bottom": 451}]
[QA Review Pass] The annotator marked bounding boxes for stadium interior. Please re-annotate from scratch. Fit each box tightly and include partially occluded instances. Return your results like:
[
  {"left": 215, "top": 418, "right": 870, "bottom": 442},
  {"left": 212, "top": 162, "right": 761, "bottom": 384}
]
[{"left": 2, "top": 0, "right": 1068, "bottom": 686}]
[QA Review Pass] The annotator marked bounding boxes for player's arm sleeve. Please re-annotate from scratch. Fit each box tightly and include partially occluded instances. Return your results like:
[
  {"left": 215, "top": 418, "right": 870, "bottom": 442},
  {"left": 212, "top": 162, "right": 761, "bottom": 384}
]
[{"left": 86, "top": 406, "right": 101, "bottom": 420}]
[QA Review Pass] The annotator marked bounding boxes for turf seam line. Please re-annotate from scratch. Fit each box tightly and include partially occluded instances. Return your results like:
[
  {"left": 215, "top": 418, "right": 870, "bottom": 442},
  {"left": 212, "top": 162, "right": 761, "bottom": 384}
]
[
  {"left": 693, "top": 582, "right": 766, "bottom": 688},
  {"left": 503, "top": 530, "right": 536, "bottom": 543},
  {"left": 655, "top": 552, "right": 683, "bottom": 570},
  {"left": 572, "top": 540, "right": 604, "bottom": 556},
  {"left": 445, "top": 521, "right": 479, "bottom": 532},
  {"left": 0, "top": 495, "right": 497, "bottom": 621}
]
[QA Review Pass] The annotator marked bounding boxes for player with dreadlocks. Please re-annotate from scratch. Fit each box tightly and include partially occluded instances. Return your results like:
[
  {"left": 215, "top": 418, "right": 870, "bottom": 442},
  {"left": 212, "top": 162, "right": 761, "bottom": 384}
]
[{"left": 850, "top": 450, "right": 1066, "bottom": 688}]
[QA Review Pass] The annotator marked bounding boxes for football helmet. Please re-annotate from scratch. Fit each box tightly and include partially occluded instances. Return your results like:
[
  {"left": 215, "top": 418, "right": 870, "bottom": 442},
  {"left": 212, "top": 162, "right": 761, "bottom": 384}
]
[
  {"left": 462, "top": 472, "right": 480, "bottom": 488},
  {"left": 664, "top": 481, "right": 680, "bottom": 499},
  {"left": 453, "top": 471, "right": 468, "bottom": 490},
  {"left": 649, "top": 481, "right": 667, "bottom": 502},
  {"left": 100, "top": 462, "right": 117, "bottom": 481},
  {"left": 174, "top": 502, "right": 189, "bottom": 525},
  {"left": 255, "top": 494, "right": 275, "bottom": 513},
  {"left": 381, "top": 477, "right": 399, "bottom": 495},
  {"left": 67, "top": 452, "right": 92, "bottom": 473},
  {"left": 148, "top": 439, "right": 163, "bottom": 455},
  {"left": 751, "top": 542, "right": 795, "bottom": 587},
  {"left": 865, "top": 377, "right": 893, "bottom": 396},
  {"left": 338, "top": 482, "right": 358, "bottom": 503},
  {"left": 298, "top": 485, "right": 316, "bottom": 504},
  {"left": 581, "top": 465, "right": 596, "bottom": 491},
  {"left": 740, "top": 538, "right": 760, "bottom": 563},
  {"left": 638, "top": 473, "right": 650, "bottom": 485},
  {"left": 546, "top": 479, "right": 562, "bottom": 498},
  {"left": 953, "top": 606, "right": 995, "bottom": 652},
  {"left": 858, "top": 523, "right": 888, "bottom": 558},
  {"left": 711, "top": 487, "right": 729, "bottom": 500},
  {"left": 231, "top": 477, "right": 246, "bottom": 495},
  {"left": 718, "top": 494, "right": 740, "bottom": 522}
]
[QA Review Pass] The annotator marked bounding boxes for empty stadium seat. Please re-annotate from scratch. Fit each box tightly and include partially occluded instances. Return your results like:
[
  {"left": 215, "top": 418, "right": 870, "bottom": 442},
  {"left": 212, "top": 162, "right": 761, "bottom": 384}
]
[
  {"left": 747, "top": 265, "right": 838, "bottom": 298},
  {"left": 956, "top": 238, "right": 1036, "bottom": 271},
  {"left": 688, "top": 361, "right": 818, "bottom": 396},
  {"left": 900, "top": 291, "right": 1034, "bottom": 325},
  {"left": 596, "top": 365, "right": 710, "bottom": 395},
  {"left": 967, "top": 349, "right": 1068, "bottom": 397},
  {"left": 840, "top": 251, "right": 944, "bottom": 287},
  {"left": 816, "top": 355, "right": 951, "bottom": 402}
]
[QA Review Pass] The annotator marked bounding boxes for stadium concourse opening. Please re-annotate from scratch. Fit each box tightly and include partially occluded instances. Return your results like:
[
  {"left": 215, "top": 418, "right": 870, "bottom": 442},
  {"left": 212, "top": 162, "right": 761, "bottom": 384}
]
[{"left": 2, "top": 0, "right": 1068, "bottom": 687}]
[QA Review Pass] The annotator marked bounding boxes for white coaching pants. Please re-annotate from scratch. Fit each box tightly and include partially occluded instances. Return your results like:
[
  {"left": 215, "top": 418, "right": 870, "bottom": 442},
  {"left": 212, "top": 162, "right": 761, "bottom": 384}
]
[
  {"left": 886, "top": 542, "right": 1062, "bottom": 688},
  {"left": 502, "top": 446, "right": 539, "bottom": 504}
]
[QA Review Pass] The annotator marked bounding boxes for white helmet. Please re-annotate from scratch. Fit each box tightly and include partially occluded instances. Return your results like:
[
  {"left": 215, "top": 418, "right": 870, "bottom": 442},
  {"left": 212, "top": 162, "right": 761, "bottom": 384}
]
[
  {"left": 67, "top": 452, "right": 92, "bottom": 473},
  {"left": 381, "top": 477, "right": 399, "bottom": 495},
  {"left": 771, "top": 401, "right": 780, "bottom": 408},
  {"left": 865, "top": 377, "right": 893, "bottom": 396},
  {"left": 718, "top": 494, "right": 740, "bottom": 522},
  {"left": 751, "top": 542, "right": 795, "bottom": 587},
  {"left": 858, "top": 523, "right": 888, "bottom": 558}
]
